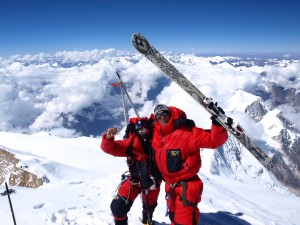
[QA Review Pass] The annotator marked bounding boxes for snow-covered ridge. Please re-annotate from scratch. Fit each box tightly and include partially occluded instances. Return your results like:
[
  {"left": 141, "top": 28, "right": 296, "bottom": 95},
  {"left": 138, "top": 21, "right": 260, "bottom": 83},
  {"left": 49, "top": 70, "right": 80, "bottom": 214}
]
[{"left": 1, "top": 131, "right": 300, "bottom": 225}]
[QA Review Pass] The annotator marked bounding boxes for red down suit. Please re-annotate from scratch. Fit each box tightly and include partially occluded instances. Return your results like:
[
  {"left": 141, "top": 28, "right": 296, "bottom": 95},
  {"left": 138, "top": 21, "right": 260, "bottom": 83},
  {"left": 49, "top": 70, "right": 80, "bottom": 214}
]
[
  {"left": 100, "top": 118, "right": 160, "bottom": 224},
  {"left": 151, "top": 106, "right": 228, "bottom": 225}
]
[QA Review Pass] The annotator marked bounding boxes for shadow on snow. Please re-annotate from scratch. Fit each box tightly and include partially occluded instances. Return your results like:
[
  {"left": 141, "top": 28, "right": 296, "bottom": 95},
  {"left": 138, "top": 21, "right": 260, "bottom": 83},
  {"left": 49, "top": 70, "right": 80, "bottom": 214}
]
[
  {"left": 154, "top": 211, "right": 251, "bottom": 225},
  {"left": 199, "top": 211, "right": 251, "bottom": 225}
]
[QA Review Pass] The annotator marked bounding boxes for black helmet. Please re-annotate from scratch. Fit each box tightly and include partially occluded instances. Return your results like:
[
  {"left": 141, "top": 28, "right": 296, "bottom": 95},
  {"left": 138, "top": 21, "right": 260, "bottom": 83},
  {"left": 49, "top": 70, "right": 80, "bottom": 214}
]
[{"left": 134, "top": 119, "right": 148, "bottom": 131}]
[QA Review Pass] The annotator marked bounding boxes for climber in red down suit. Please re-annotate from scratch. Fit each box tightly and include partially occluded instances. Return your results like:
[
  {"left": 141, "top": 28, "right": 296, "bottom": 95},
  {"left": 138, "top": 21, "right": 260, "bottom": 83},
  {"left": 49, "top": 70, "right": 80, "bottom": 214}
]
[
  {"left": 101, "top": 117, "right": 161, "bottom": 225},
  {"left": 151, "top": 104, "right": 228, "bottom": 225}
]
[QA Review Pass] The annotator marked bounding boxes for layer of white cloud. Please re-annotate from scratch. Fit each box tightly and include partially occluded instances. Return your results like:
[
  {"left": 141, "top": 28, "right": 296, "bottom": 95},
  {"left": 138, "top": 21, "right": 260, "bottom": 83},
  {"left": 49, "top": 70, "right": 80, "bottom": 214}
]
[{"left": 0, "top": 50, "right": 299, "bottom": 138}]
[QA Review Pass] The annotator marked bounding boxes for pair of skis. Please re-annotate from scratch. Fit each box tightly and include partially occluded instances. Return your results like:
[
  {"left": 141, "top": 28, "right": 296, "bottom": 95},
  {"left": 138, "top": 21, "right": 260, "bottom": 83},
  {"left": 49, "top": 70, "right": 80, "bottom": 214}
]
[{"left": 131, "top": 32, "right": 274, "bottom": 171}]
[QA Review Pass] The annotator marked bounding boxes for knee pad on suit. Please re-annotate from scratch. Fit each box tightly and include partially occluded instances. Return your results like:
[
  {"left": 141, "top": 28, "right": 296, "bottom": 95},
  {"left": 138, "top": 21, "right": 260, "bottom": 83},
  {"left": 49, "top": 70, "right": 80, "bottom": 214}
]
[{"left": 110, "top": 195, "right": 133, "bottom": 219}]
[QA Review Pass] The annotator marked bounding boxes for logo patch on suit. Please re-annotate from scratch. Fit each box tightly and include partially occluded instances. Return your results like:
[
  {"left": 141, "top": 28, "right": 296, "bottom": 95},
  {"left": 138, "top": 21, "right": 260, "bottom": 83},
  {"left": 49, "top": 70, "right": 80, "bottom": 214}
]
[
  {"left": 170, "top": 150, "right": 180, "bottom": 157},
  {"left": 167, "top": 149, "right": 183, "bottom": 172}
]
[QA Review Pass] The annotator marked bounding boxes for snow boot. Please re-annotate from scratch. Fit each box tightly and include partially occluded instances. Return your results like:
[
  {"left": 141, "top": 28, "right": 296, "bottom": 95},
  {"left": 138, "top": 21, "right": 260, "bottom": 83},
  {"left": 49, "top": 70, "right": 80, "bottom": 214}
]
[{"left": 114, "top": 217, "right": 128, "bottom": 225}]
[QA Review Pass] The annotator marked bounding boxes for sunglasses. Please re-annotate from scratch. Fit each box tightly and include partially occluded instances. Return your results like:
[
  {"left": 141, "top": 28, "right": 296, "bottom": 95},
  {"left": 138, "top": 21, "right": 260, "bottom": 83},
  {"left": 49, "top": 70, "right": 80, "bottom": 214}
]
[
  {"left": 155, "top": 110, "right": 170, "bottom": 119},
  {"left": 137, "top": 127, "right": 148, "bottom": 136}
]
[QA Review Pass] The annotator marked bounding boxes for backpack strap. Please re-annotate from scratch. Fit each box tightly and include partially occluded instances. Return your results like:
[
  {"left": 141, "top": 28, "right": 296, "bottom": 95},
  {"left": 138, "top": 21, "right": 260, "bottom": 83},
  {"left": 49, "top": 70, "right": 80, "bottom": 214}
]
[
  {"left": 174, "top": 113, "right": 195, "bottom": 129},
  {"left": 181, "top": 181, "right": 198, "bottom": 208},
  {"left": 125, "top": 144, "right": 133, "bottom": 156}
]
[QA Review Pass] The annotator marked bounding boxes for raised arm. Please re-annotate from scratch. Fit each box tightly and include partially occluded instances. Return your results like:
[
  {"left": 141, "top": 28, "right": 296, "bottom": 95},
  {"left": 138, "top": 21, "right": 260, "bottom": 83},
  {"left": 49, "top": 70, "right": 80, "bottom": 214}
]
[{"left": 100, "top": 128, "right": 131, "bottom": 157}]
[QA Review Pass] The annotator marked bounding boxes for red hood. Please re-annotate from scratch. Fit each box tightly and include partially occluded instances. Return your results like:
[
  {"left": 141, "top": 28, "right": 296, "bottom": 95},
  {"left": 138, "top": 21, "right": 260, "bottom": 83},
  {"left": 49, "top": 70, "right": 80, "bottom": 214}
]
[{"left": 153, "top": 106, "right": 186, "bottom": 136}]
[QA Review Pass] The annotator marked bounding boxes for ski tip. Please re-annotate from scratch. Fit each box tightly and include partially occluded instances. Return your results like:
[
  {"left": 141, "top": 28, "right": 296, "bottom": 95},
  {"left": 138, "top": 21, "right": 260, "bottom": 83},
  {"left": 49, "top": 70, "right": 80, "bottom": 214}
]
[{"left": 131, "top": 32, "right": 151, "bottom": 55}]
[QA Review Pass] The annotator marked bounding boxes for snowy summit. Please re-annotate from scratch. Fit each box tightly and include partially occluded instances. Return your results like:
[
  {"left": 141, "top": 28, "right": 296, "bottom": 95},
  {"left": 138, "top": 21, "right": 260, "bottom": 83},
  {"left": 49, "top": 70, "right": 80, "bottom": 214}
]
[{"left": 1, "top": 50, "right": 300, "bottom": 225}]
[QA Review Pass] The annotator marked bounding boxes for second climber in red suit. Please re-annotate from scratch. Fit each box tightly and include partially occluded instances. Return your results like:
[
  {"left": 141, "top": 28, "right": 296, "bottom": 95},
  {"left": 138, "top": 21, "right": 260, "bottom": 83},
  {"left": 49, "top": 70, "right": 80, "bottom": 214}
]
[
  {"left": 151, "top": 104, "right": 228, "bottom": 225},
  {"left": 101, "top": 117, "right": 161, "bottom": 225}
]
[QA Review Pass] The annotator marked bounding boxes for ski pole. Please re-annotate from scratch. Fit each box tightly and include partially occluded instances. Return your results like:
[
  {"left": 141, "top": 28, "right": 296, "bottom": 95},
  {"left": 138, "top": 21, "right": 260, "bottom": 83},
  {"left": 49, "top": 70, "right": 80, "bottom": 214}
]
[
  {"left": 116, "top": 72, "right": 140, "bottom": 118},
  {"left": 112, "top": 73, "right": 130, "bottom": 124},
  {"left": 144, "top": 189, "right": 152, "bottom": 225},
  {"left": 120, "top": 80, "right": 129, "bottom": 125},
  {"left": 5, "top": 182, "right": 17, "bottom": 225}
]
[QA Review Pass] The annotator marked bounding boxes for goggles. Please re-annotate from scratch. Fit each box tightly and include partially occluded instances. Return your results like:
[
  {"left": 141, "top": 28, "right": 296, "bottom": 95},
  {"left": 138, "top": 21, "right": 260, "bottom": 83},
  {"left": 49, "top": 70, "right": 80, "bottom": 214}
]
[{"left": 155, "top": 110, "right": 170, "bottom": 120}]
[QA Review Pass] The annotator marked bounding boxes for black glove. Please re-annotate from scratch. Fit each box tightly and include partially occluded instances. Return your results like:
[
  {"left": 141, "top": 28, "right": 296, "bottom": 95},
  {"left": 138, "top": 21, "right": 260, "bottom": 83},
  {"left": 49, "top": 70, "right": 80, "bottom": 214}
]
[
  {"left": 217, "top": 106, "right": 225, "bottom": 115},
  {"left": 210, "top": 106, "right": 225, "bottom": 126},
  {"left": 226, "top": 117, "right": 234, "bottom": 128},
  {"left": 123, "top": 123, "right": 135, "bottom": 139},
  {"left": 137, "top": 161, "right": 154, "bottom": 189},
  {"left": 208, "top": 102, "right": 227, "bottom": 127},
  {"left": 208, "top": 102, "right": 225, "bottom": 115},
  {"left": 211, "top": 115, "right": 222, "bottom": 126}
]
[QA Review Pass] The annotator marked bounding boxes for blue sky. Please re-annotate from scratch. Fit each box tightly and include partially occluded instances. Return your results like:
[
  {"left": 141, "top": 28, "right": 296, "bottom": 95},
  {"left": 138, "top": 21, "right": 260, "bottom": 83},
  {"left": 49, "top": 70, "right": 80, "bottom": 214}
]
[{"left": 1, "top": 0, "right": 300, "bottom": 57}]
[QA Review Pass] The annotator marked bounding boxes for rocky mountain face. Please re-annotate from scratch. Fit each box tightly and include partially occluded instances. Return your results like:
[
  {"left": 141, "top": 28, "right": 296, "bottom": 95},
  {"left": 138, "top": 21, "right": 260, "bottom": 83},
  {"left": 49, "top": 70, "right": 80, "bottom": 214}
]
[
  {"left": 212, "top": 100, "right": 300, "bottom": 195},
  {"left": 0, "top": 148, "right": 45, "bottom": 188},
  {"left": 210, "top": 65, "right": 300, "bottom": 195},
  {"left": 270, "top": 85, "right": 300, "bottom": 108},
  {"left": 245, "top": 100, "right": 269, "bottom": 122},
  {"left": 267, "top": 84, "right": 300, "bottom": 195},
  {"left": 273, "top": 127, "right": 300, "bottom": 194}
]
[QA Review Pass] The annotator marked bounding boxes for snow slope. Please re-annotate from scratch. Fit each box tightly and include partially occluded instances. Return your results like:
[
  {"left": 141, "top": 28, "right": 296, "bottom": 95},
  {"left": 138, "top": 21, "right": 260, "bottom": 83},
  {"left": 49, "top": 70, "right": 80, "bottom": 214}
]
[{"left": 1, "top": 131, "right": 300, "bottom": 225}]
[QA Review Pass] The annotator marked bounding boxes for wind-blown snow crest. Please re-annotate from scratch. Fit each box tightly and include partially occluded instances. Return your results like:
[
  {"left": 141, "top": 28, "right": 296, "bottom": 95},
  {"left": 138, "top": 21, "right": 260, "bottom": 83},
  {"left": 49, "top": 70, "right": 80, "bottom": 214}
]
[{"left": 0, "top": 132, "right": 300, "bottom": 225}]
